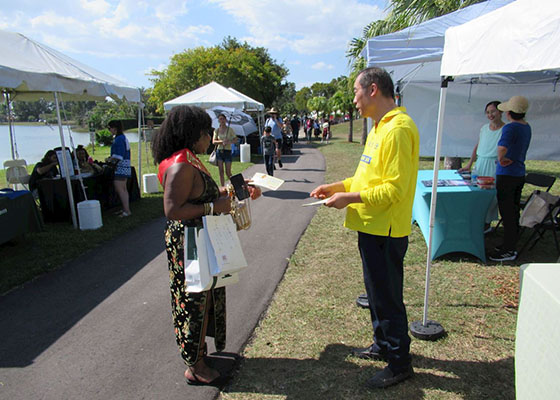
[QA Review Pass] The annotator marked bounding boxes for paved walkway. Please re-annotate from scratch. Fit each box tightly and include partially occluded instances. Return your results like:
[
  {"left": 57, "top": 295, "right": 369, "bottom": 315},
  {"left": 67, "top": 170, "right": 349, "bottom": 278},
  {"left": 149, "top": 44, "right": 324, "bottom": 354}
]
[{"left": 0, "top": 143, "right": 325, "bottom": 399}]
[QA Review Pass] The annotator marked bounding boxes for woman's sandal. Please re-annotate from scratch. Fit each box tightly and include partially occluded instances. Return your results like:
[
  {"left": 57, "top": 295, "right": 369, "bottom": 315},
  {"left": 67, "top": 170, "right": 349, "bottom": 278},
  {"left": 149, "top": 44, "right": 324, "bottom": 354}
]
[{"left": 185, "top": 367, "right": 224, "bottom": 386}]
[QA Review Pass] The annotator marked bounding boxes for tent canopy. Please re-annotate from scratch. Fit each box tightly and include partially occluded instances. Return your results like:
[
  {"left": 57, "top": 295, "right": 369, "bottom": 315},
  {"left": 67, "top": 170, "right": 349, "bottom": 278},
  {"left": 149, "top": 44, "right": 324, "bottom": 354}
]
[
  {"left": 364, "top": 0, "right": 560, "bottom": 161},
  {"left": 1, "top": 28, "right": 142, "bottom": 229},
  {"left": 163, "top": 81, "right": 264, "bottom": 112},
  {"left": 441, "top": 0, "right": 560, "bottom": 76},
  {"left": 0, "top": 29, "right": 140, "bottom": 102},
  {"left": 227, "top": 87, "right": 264, "bottom": 112},
  {"left": 362, "top": 0, "right": 513, "bottom": 83}
]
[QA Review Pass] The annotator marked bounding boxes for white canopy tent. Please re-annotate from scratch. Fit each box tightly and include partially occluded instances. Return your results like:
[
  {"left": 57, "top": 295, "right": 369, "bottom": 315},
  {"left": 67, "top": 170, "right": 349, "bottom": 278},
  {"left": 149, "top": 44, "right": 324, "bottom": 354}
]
[
  {"left": 441, "top": 0, "right": 560, "bottom": 76},
  {"left": 364, "top": 0, "right": 560, "bottom": 336},
  {"left": 163, "top": 81, "right": 265, "bottom": 137},
  {"left": 362, "top": 0, "right": 560, "bottom": 161},
  {"left": 163, "top": 81, "right": 264, "bottom": 111},
  {"left": 0, "top": 29, "right": 142, "bottom": 228}
]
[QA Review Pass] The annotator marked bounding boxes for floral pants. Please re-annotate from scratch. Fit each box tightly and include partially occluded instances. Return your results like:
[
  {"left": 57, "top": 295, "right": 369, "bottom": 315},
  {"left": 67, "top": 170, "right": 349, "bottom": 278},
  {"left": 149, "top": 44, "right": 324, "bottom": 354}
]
[{"left": 164, "top": 220, "right": 226, "bottom": 366}]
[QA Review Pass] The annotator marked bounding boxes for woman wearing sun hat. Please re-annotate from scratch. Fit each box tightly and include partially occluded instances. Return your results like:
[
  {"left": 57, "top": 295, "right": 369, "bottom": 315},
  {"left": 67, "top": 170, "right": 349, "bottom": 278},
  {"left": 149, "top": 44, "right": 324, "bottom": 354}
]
[
  {"left": 265, "top": 107, "right": 284, "bottom": 168},
  {"left": 489, "top": 96, "right": 532, "bottom": 262}
]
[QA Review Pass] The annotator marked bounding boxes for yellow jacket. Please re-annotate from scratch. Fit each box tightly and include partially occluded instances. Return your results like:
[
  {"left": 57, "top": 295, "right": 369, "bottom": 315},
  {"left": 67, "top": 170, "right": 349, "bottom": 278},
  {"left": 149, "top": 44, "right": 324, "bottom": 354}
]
[{"left": 343, "top": 107, "right": 419, "bottom": 237}]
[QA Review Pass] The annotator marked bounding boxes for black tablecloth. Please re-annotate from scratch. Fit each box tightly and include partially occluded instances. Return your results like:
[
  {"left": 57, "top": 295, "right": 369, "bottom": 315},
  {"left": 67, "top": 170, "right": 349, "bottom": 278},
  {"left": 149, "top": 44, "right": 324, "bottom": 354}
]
[
  {"left": 0, "top": 190, "right": 44, "bottom": 244},
  {"left": 37, "top": 167, "right": 140, "bottom": 223}
]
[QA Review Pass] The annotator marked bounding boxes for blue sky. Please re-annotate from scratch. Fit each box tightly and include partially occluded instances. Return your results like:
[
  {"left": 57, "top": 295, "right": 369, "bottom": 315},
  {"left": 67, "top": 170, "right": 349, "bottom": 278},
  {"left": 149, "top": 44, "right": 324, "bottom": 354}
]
[{"left": 0, "top": 0, "right": 388, "bottom": 91}]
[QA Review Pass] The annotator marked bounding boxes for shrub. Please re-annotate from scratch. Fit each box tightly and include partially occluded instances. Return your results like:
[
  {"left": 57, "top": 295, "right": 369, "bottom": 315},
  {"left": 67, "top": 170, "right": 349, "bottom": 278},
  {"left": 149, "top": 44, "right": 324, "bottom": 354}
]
[{"left": 96, "top": 129, "right": 113, "bottom": 146}]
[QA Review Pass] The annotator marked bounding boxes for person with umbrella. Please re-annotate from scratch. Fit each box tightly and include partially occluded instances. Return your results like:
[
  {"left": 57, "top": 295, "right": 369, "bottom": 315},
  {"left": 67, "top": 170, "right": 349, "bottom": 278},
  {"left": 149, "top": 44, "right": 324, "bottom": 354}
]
[{"left": 212, "top": 113, "right": 238, "bottom": 186}]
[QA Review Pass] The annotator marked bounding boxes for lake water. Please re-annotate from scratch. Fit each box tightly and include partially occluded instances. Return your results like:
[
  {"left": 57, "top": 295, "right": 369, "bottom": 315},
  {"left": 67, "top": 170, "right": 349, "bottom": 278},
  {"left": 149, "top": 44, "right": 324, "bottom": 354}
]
[{"left": 1, "top": 125, "right": 139, "bottom": 165}]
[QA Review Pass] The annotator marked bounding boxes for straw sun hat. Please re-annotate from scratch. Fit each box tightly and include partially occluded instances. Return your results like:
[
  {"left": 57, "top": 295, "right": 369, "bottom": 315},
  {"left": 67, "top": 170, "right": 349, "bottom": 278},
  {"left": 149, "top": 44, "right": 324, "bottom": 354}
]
[{"left": 498, "top": 96, "right": 529, "bottom": 114}]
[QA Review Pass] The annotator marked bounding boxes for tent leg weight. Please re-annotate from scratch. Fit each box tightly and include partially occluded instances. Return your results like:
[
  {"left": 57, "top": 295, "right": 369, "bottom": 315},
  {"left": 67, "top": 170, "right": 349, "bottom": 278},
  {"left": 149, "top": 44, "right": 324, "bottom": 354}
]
[{"left": 410, "top": 320, "right": 446, "bottom": 341}]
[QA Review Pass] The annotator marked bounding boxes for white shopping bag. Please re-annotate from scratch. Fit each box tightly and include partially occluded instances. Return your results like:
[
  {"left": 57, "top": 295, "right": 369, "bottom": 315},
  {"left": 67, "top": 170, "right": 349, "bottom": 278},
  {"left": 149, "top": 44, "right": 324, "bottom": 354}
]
[
  {"left": 202, "top": 214, "right": 247, "bottom": 275},
  {"left": 183, "top": 218, "right": 245, "bottom": 293}
]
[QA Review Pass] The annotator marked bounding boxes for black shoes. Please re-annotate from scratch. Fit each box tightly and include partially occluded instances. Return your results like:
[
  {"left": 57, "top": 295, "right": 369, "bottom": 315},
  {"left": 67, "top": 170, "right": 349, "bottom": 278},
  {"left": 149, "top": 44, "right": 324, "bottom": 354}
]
[
  {"left": 489, "top": 250, "right": 518, "bottom": 261},
  {"left": 350, "top": 344, "right": 386, "bottom": 361},
  {"left": 366, "top": 365, "right": 414, "bottom": 389},
  {"left": 278, "top": 160, "right": 283, "bottom": 168},
  {"left": 356, "top": 293, "right": 369, "bottom": 309},
  {"left": 352, "top": 344, "right": 413, "bottom": 389}
]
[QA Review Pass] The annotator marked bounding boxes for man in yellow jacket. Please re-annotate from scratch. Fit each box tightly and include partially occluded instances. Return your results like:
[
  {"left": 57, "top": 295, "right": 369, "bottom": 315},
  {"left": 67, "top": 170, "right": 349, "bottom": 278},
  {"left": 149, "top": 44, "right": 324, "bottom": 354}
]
[{"left": 310, "top": 67, "right": 419, "bottom": 389}]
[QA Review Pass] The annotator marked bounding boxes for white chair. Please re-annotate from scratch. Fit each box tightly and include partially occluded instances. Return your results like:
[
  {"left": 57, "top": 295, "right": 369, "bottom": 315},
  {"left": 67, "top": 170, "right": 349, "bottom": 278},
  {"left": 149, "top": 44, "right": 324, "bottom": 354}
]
[{"left": 3, "top": 159, "right": 30, "bottom": 189}]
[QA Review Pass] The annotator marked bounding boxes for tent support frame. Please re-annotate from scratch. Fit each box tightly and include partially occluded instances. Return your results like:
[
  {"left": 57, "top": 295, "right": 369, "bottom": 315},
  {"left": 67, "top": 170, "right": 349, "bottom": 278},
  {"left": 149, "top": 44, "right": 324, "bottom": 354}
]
[
  {"left": 409, "top": 76, "right": 452, "bottom": 341},
  {"left": 53, "top": 91, "right": 78, "bottom": 229}
]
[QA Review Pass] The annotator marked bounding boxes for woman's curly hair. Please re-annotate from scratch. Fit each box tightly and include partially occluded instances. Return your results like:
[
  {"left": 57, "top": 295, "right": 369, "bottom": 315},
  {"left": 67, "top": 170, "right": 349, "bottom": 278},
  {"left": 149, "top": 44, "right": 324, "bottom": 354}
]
[{"left": 151, "top": 105, "right": 213, "bottom": 164}]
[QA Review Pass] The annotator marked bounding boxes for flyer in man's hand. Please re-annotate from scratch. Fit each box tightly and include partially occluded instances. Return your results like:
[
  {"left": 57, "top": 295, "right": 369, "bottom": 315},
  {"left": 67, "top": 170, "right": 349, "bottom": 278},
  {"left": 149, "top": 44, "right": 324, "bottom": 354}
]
[
  {"left": 250, "top": 173, "right": 284, "bottom": 191},
  {"left": 302, "top": 198, "right": 328, "bottom": 207}
]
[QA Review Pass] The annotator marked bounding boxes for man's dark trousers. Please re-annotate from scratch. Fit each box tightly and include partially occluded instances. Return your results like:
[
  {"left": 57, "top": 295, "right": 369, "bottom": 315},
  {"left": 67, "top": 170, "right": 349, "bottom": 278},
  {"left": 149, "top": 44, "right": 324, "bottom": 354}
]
[
  {"left": 358, "top": 232, "right": 411, "bottom": 373},
  {"left": 496, "top": 174, "right": 525, "bottom": 251}
]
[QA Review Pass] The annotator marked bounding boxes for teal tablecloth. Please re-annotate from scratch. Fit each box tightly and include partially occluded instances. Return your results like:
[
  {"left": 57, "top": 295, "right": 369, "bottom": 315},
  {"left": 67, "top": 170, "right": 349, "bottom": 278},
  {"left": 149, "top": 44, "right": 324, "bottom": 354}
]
[{"left": 412, "top": 170, "right": 495, "bottom": 262}]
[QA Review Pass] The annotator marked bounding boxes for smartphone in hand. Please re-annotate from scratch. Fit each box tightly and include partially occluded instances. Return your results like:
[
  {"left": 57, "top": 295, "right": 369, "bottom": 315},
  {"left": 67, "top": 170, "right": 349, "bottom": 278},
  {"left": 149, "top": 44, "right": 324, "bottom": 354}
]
[{"left": 230, "top": 173, "right": 249, "bottom": 200}]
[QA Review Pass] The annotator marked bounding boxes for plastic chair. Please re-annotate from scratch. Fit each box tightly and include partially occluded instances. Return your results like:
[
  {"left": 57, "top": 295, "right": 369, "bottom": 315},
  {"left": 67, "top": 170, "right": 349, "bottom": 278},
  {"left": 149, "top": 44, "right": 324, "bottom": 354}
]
[{"left": 3, "top": 159, "right": 30, "bottom": 188}]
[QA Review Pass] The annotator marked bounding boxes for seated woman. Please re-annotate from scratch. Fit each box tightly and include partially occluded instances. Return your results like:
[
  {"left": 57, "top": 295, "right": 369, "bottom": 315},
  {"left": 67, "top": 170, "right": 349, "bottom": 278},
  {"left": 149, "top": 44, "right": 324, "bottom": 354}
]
[
  {"left": 29, "top": 150, "right": 59, "bottom": 195},
  {"left": 73, "top": 145, "right": 102, "bottom": 175}
]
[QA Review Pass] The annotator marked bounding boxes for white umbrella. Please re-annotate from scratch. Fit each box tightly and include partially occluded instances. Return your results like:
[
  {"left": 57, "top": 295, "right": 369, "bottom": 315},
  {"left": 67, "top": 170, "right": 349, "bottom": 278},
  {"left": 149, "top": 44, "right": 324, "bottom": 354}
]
[{"left": 206, "top": 106, "right": 258, "bottom": 137}]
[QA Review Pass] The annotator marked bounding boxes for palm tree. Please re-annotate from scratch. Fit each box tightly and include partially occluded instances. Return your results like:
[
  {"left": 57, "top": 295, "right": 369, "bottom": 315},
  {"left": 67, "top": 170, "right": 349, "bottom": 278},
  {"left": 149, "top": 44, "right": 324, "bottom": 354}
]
[
  {"left": 329, "top": 89, "right": 354, "bottom": 142},
  {"left": 347, "top": 0, "right": 485, "bottom": 156},
  {"left": 347, "top": 0, "right": 484, "bottom": 71},
  {"left": 307, "top": 96, "right": 328, "bottom": 120}
]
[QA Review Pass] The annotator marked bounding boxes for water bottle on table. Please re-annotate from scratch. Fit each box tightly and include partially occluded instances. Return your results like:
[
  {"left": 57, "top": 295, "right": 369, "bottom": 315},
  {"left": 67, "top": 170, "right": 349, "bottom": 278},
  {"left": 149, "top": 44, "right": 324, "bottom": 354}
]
[{"left": 471, "top": 166, "right": 478, "bottom": 186}]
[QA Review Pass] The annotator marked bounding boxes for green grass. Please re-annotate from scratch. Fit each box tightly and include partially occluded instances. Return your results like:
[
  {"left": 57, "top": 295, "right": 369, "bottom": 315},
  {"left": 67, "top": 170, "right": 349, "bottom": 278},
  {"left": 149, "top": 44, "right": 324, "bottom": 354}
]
[
  {"left": 221, "top": 120, "right": 560, "bottom": 399},
  {"left": 0, "top": 142, "right": 256, "bottom": 295}
]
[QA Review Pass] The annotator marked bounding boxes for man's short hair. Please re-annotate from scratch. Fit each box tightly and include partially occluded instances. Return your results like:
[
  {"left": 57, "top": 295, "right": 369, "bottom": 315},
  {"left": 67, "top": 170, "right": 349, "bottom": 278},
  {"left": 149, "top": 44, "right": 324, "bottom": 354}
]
[
  {"left": 508, "top": 111, "right": 526, "bottom": 120},
  {"left": 264, "top": 126, "right": 272, "bottom": 133},
  {"left": 358, "top": 67, "right": 395, "bottom": 100}
]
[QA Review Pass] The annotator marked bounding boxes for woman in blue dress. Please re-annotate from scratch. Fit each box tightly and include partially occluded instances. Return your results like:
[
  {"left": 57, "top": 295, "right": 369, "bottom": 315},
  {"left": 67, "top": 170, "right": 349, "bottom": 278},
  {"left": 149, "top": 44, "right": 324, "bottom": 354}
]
[{"left": 107, "top": 120, "right": 131, "bottom": 217}]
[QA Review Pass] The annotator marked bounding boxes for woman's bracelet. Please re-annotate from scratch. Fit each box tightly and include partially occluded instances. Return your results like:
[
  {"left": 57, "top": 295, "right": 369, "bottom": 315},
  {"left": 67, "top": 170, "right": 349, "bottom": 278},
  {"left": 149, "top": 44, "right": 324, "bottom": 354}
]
[{"left": 203, "top": 202, "right": 215, "bottom": 216}]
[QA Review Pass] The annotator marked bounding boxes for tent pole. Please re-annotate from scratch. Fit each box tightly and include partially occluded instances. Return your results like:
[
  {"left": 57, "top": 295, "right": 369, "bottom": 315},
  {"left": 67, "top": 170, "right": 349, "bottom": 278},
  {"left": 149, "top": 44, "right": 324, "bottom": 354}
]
[
  {"left": 137, "top": 97, "right": 142, "bottom": 194},
  {"left": 410, "top": 76, "right": 452, "bottom": 341},
  {"left": 54, "top": 92, "right": 78, "bottom": 229},
  {"left": 5, "top": 91, "right": 16, "bottom": 159},
  {"left": 257, "top": 112, "right": 262, "bottom": 141}
]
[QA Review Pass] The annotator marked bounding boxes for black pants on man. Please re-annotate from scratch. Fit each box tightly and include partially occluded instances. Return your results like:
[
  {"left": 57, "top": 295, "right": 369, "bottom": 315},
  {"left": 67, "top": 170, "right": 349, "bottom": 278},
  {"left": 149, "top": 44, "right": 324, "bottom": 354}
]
[
  {"left": 358, "top": 232, "right": 411, "bottom": 373},
  {"left": 496, "top": 174, "right": 525, "bottom": 251}
]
